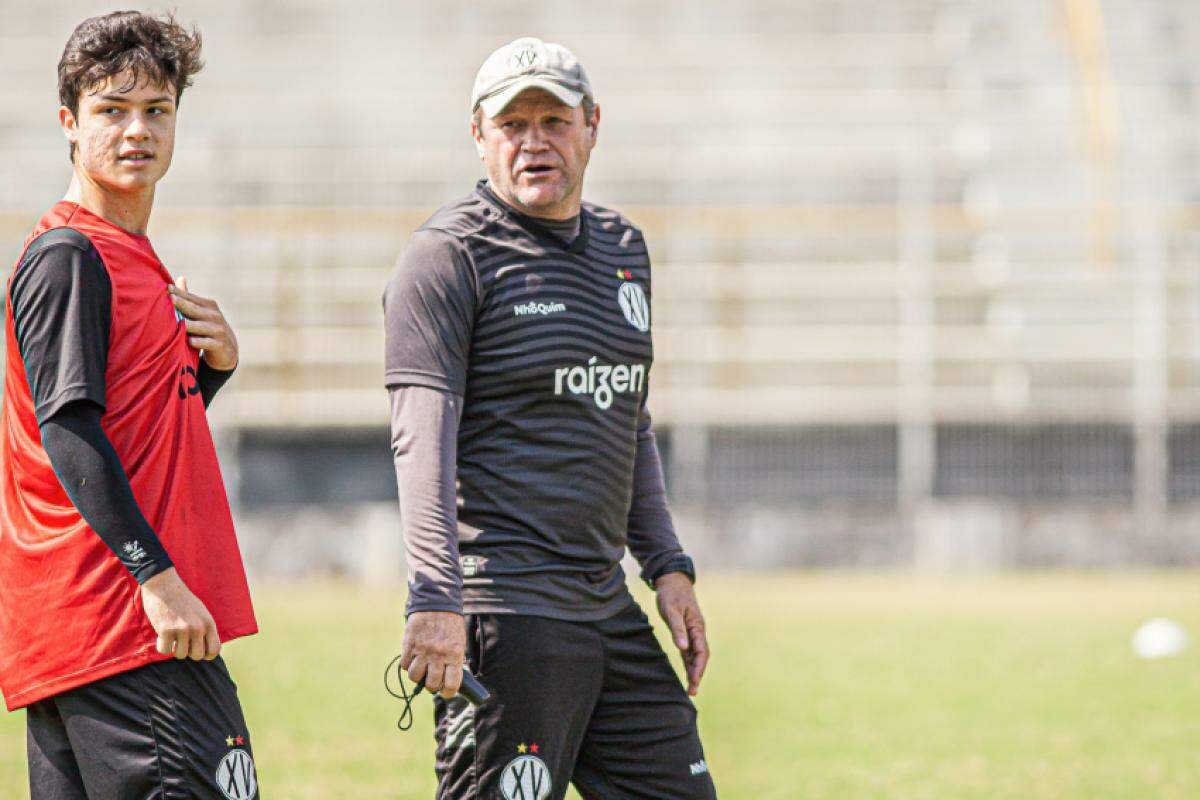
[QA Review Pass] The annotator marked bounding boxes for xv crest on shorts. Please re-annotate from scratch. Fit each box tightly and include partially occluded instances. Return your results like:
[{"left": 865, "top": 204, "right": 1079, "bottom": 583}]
[
  {"left": 215, "top": 748, "right": 258, "bottom": 800},
  {"left": 501, "top": 744, "right": 552, "bottom": 800}
]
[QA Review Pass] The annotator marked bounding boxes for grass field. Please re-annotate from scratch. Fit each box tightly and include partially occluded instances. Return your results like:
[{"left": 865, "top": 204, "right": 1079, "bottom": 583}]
[{"left": 1, "top": 573, "right": 1199, "bottom": 798}]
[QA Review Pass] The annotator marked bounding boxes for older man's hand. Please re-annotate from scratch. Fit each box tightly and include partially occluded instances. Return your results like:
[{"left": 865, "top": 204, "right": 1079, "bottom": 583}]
[
  {"left": 401, "top": 611, "right": 466, "bottom": 699},
  {"left": 655, "top": 572, "right": 709, "bottom": 696}
]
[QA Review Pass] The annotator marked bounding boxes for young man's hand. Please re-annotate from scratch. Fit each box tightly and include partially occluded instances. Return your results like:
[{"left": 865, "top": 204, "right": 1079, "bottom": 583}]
[
  {"left": 168, "top": 276, "right": 239, "bottom": 370},
  {"left": 402, "top": 611, "right": 466, "bottom": 699},
  {"left": 655, "top": 572, "right": 710, "bottom": 696},
  {"left": 140, "top": 567, "right": 221, "bottom": 660}
]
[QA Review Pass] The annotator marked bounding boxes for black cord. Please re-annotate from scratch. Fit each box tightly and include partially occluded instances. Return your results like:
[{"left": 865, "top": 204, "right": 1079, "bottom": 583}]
[{"left": 384, "top": 653, "right": 427, "bottom": 732}]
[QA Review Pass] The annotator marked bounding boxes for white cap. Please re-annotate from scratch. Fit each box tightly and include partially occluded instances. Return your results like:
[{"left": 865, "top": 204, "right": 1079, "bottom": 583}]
[{"left": 471, "top": 37, "right": 593, "bottom": 117}]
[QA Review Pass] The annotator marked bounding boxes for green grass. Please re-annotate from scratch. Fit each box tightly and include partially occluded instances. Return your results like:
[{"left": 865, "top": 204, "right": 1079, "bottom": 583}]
[{"left": 2, "top": 573, "right": 1199, "bottom": 798}]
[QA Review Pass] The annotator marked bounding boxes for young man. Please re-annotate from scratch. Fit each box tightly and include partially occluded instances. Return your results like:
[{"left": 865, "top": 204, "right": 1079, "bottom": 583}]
[
  {"left": 385, "top": 37, "right": 717, "bottom": 799},
  {"left": 0, "top": 12, "right": 260, "bottom": 799}
]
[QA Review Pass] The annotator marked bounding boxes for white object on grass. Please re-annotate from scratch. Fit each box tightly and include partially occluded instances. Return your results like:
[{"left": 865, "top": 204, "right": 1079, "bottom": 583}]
[{"left": 1131, "top": 618, "right": 1189, "bottom": 660}]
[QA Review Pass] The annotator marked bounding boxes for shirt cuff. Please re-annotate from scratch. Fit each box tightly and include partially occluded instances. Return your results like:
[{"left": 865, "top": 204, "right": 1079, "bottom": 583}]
[{"left": 130, "top": 555, "right": 175, "bottom": 585}]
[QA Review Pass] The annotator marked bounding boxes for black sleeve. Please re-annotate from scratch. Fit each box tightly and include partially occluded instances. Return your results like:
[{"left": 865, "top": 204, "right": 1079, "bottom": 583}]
[
  {"left": 197, "top": 359, "right": 235, "bottom": 408},
  {"left": 383, "top": 229, "right": 480, "bottom": 395},
  {"left": 40, "top": 401, "right": 174, "bottom": 584},
  {"left": 626, "top": 406, "right": 686, "bottom": 584},
  {"left": 389, "top": 385, "right": 464, "bottom": 616},
  {"left": 10, "top": 229, "right": 110, "bottom": 425}
]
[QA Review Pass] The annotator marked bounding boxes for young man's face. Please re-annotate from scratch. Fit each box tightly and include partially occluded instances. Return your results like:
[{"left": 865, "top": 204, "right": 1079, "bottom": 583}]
[
  {"left": 60, "top": 71, "right": 177, "bottom": 194},
  {"left": 472, "top": 89, "right": 599, "bottom": 220}
]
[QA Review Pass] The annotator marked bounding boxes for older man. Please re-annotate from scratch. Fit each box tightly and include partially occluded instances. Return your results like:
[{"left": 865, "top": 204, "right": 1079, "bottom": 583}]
[{"left": 384, "top": 37, "right": 716, "bottom": 799}]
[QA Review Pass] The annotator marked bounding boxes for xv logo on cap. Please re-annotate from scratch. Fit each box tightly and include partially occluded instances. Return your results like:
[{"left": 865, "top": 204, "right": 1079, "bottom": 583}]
[{"left": 511, "top": 44, "right": 539, "bottom": 70}]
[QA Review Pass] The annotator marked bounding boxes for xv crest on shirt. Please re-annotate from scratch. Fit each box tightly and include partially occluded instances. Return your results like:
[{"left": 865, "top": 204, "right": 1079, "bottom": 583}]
[{"left": 385, "top": 181, "right": 658, "bottom": 620}]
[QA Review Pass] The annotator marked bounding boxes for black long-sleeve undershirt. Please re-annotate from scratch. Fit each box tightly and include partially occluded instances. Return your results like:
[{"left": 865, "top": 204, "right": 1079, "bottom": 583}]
[
  {"left": 40, "top": 400, "right": 174, "bottom": 584},
  {"left": 38, "top": 363, "right": 232, "bottom": 585},
  {"left": 196, "top": 359, "right": 234, "bottom": 407}
]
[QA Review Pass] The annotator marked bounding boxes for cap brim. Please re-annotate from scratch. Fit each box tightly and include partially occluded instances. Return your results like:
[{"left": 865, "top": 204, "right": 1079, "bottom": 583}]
[{"left": 478, "top": 77, "right": 584, "bottom": 117}]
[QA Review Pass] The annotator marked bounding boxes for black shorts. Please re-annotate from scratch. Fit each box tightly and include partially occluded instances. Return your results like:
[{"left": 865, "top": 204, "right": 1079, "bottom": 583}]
[
  {"left": 434, "top": 602, "right": 717, "bottom": 800},
  {"left": 26, "top": 656, "right": 259, "bottom": 800}
]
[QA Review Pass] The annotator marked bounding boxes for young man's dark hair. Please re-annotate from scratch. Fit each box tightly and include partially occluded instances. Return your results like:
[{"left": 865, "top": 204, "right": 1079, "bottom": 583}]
[{"left": 57, "top": 10, "right": 203, "bottom": 159}]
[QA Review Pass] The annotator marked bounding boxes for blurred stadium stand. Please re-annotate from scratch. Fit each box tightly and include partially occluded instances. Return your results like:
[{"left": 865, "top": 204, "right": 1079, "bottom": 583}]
[{"left": 2, "top": 0, "right": 1199, "bottom": 577}]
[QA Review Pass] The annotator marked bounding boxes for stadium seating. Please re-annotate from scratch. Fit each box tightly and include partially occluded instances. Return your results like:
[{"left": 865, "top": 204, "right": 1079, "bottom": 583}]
[{"left": 2, "top": 0, "right": 1199, "bottom": 569}]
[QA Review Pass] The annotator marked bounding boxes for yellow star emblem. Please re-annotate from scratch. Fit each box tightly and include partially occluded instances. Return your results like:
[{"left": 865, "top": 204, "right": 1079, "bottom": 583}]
[
  {"left": 517, "top": 743, "right": 528, "bottom": 754},
  {"left": 225, "top": 736, "right": 235, "bottom": 747}
]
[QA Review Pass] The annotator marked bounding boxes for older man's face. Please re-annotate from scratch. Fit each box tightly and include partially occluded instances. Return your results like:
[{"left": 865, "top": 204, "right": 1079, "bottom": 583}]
[{"left": 473, "top": 89, "right": 599, "bottom": 220}]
